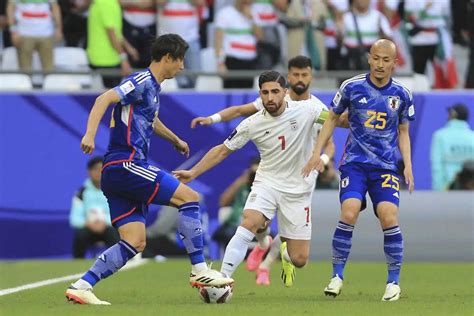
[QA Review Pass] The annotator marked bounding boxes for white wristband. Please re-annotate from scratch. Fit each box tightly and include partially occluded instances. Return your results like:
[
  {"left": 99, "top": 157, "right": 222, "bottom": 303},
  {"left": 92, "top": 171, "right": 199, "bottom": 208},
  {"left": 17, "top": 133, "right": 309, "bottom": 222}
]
[
  {"left": 320, "top": 154, "right": 330, "bottom": 166},
  {"left": 210, "top": 113, "right": 222, "bottom": 123}
]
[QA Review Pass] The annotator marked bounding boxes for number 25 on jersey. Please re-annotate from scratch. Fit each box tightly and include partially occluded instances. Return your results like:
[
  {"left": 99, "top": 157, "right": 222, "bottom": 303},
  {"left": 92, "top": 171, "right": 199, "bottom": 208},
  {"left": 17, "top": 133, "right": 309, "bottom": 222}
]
[{"left": 364, "top": 111, "right": 387, "bottom": 129}]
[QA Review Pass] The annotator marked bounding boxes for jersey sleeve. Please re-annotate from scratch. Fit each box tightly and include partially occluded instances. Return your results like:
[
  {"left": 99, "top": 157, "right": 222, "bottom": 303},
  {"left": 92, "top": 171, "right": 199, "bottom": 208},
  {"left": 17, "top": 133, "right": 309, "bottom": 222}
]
[
  {"left": 223, "top": 118, "right": 252, "bottom": 151},
  {"left": 113, "top": 77, "right": 143, "bottom": 105},
  {"left": 331, "top": 84, "right": 350, "bottom": 114},
  {"left": 253, "top": 97, "right": 264, "bottom": 110},
  {"left": 399, "top": 89, "right": 415, "bottom": 123}
]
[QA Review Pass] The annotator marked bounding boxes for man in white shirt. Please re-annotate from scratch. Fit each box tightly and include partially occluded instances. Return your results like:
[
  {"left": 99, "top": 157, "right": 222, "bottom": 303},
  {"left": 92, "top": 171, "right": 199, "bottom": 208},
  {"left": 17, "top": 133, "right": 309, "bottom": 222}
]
[
  {"left": 7, "top": 0, "right": 62, "bottom": 71},
  {"left": 190, "top": 55, "right": 345, "bottom": 286},
  {"left": 174, "top": 70, "right": 328, "bottom": 288},
  {"left": 214, "top": 0, "right": 263, "bottom": 88}
]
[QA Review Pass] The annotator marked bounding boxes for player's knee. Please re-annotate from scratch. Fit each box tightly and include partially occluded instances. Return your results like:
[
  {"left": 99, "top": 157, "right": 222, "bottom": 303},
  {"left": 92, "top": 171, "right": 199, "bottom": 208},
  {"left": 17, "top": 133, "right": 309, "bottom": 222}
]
[
  {"left": 240, "top": 218, "right": 261, "bottom": 234},
  {"left": 379, "top": 214, "right": 398, "bottom": 228},
  {"left": 127, "top": 238, "right": 146, "bottom": 253},
  {"left": 183, "top": 188, "right": 200, "bottom": 204},
  {"left": 291, "top": 253, "right": 308, "bottom": 268},
  {"left": 341, "top": 211, "right": 358, "bottom": 225}
]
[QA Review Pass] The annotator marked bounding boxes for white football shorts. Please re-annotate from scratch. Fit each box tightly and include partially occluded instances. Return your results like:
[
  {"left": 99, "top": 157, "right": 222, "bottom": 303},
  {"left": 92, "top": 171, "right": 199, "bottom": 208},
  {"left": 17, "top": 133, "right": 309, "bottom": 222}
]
[{"left": 243, "top": 182, "right": 313, "bottom": 240}]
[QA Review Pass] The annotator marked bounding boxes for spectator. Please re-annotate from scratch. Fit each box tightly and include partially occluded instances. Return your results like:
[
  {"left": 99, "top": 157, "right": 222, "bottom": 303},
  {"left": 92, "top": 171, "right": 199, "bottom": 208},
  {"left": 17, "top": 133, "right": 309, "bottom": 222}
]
[
  {"left": 340, "top": 0, "right": 392, "bottom": 70},
  {"left": 70, "top": 157, "right": 119, "bottom": 258},
  {"left": 121, "top": 0, "right": 156, "bottom": 68},
  {"left": 448, "top": 160, "right": 474, "bottom": 190},
  {"left": 323, "top": 0, "right": 348, "bottom": 70},
  {"left": 316, "top": 158, "right": 339, "bottom": 189},
  {"left": 86, "top": 0, "right": 138, "bottom": 88},
  {"left": 1, "top": 0, "right": 11, "bottom": 48},
  {"left": 212, "top": 158, "right": 259, "bottom": 249},
  {"left": 280, "top": 0, "right": 311, "bottom": 62},
  {"left": 431, "top": 104, "right": 474, "bottom": 190},
  {"left": 214, "top": 0, "right": 263, "bottom": 88},
  {"left": 157, "top": 0, "right": 202, "bottom": 88},
  {"left": 251, "top": 0, "right": 287, "bottom": 69},
  {"left": 59, "top": 0, "right": 90, "bottom": 47},
  {"left": 7, "top": 0, "right": 63, "bottom": 72},
  {"left": 404, "top": 0, "right": 450, "bottom": 76}
]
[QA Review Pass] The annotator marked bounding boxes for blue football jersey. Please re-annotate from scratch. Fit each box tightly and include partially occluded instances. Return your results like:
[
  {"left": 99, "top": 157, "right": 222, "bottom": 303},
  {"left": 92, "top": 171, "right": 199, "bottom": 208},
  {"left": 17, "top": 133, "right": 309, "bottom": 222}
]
[
  {"left": 331, "top": 73, "right": 415, "bottom": 171},
  {"left": 103, "top": 69, "right": 161, "bottom": 166}
]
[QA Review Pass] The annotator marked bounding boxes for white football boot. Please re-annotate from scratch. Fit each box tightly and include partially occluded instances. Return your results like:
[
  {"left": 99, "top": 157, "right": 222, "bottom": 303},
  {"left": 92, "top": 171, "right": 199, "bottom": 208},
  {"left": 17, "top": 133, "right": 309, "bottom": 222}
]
[
  {"left": 190, "top": 269, "right": 234, "bottom": 288},
  {"left": 382, "top": 282, "right": 401, "bottom": 301},
  {"left": 65, "top": 286, "right": 111, "bottom": 305},
  {"left": 324, "top": 274, "right": 343, "bottom": 297}
]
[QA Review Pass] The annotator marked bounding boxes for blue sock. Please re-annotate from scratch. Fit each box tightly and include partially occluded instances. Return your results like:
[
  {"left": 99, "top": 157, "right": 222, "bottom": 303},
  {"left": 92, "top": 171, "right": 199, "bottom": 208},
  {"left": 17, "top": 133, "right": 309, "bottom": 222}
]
[
  {"left": 177, "top": 202, "right": 205, "bottom": 265},
  {"left": 81, "top": 240, "right": 138, "bottom": 287},
  {"left": 383, "top": 226, "right": 403, "bottom": 284},
  {"left": 332, "top": 221, "right": 354, "bottom": 279}
]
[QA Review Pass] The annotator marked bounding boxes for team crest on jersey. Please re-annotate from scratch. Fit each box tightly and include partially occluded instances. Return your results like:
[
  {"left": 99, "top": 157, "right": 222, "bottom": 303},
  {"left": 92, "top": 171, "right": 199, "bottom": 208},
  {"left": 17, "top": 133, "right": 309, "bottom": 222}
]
[
  {"left": 387, "top": 96, "right": 400, "bottom": 111},
  {"left": 341, "top": 177, "right": 349, "bottom": 188},
  {"left": 249, "top": 193, "right": 257, "bottom": 202},
  {"left": 290, "top": 119, "right": 298, "bottom": 130}
]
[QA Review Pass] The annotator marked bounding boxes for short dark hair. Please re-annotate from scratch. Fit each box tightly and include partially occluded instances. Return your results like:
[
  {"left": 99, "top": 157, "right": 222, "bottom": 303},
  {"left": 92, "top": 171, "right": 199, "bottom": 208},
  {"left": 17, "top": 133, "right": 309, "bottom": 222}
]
[
  {"left": 258, "top": 70, "right": 286, "bottom": 89},
  {"left": 87, "top": 156, "right": 103, "bottom": 170},
  {"left": 288, "top": 55, "right": 312, "bottom": 70},
  {"left": 151, "top": 34, "right": 189, "bottom": 62}
]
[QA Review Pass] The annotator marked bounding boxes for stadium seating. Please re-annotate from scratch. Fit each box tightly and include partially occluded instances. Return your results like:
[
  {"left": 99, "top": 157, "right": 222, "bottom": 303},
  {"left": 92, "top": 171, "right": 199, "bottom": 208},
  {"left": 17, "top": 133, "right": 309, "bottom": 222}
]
[
  {"left": 160, "top": 78, "right": 179, "bottom": 92},
  {"left": 195, "top": 75, "right": 223, "bottom": 91},
  {"left": 0, "top": 73, "right": 33, "bottom": 90},
  {"left": 43, "top": 74, "right": 83, "bottom": 91}
]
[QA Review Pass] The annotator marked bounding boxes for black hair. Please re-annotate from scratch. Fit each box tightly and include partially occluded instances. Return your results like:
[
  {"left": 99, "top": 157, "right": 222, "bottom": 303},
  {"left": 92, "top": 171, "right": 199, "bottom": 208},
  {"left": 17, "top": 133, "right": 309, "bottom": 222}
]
[
  {"left": 258, "top": 70, "right": 286, "bottom": 89},
  {"left": 87, "top": 156, "right": 103, "bottom": 170},
  {"left": 288, "top": 55, "right": 312, "bottom": 70},
  {"left": 151, "top": 34, "right": 189, "bottom": 62}
]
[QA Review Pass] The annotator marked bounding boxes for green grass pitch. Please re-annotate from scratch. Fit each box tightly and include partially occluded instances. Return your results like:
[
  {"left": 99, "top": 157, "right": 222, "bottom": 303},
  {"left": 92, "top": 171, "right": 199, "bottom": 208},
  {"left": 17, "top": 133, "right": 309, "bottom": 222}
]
[{"left": 0, "top": 260, "right": 472, "bottom": 315}]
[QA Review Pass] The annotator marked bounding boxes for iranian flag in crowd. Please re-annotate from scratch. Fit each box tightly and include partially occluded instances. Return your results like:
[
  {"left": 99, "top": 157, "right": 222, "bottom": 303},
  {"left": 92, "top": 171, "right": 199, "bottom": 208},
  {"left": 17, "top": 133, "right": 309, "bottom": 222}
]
[{"left": 433, "top": 27, "right": 458, "bottom": 89}]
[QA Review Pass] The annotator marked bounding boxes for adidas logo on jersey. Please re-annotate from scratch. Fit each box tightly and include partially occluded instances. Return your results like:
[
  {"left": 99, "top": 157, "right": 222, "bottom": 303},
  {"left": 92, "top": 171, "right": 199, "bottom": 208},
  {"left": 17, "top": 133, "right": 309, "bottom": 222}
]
[
  {"left": 358, "top": 97, "right": 368, "bottom": 104},
  {"left": 393, "top": 192, "right": 399, "bottom": 198}
]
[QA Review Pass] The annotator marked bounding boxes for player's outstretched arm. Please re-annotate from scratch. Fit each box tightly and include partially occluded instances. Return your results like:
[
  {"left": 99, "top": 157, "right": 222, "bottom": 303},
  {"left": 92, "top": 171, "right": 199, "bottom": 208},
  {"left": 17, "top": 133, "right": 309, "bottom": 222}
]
[
  {"left": 81, "top": 89, "right": 121, "bottom": 154},
  {"left": 190, "top": 102, "right": 258, "bottom": 128},
  {"left": 173, "top": 144, "right": 233, "bottom": 183},
  {"left": 398, "top": 123, "right": 415, "bottom": 193},
  {"left": 153, "top": 117, "right": 189, "bottom": 157},
  {"left": 302, "top": 110, "right": 339, "bottom": 177}
]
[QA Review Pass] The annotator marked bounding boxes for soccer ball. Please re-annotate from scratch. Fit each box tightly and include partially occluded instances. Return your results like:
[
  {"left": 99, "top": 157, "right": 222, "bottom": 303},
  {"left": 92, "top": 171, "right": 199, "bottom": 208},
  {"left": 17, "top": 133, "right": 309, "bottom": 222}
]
[{"left": 198, "top": 285, "right": 233, "bottom": 304}]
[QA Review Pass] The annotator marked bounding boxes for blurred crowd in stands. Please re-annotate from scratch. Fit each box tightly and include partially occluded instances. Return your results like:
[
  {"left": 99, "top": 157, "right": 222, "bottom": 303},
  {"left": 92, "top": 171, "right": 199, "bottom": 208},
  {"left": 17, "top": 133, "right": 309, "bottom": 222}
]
[{"left": 0, "top": 0, "right": 473, "bottom": 89}]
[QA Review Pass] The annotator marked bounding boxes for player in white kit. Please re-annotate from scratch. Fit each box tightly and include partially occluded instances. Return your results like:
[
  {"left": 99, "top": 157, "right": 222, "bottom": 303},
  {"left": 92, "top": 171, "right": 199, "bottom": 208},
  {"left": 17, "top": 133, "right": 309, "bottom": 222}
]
[{"left": 173, "top": 70, "right": 328, "bottom": 288}]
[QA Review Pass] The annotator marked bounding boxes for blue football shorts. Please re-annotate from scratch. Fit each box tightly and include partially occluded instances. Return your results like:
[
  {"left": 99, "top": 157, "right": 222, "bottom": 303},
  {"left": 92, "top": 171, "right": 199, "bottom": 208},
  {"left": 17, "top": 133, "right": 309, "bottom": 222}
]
[
  {"left": 339, "top": 162, "right": 401, "bottom": 215},
  {"left": 101, "top": 161, "right": 181, "bottom": 228}
]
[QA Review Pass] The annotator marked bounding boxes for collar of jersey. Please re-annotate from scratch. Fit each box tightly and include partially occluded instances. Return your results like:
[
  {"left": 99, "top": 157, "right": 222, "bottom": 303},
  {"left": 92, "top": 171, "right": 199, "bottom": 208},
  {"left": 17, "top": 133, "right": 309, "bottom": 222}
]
[
  {"left": 366, "top": 73, "right": 392, "bottom": 91},
  {"left": 147, "top": 67, "right": 161, "bottom": 92}
]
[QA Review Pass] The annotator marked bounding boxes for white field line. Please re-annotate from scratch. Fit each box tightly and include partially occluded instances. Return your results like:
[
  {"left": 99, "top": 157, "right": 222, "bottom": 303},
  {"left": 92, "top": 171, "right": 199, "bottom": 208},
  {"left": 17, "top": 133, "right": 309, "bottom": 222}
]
[{"left": 0, "top": 258, "right": 148, "bottom": 297}]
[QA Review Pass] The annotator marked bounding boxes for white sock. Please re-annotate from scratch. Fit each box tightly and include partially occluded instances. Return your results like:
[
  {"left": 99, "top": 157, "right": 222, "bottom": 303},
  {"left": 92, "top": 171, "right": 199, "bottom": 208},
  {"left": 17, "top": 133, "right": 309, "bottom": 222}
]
[
  {"left": 259, "top": 236, "right": 281, "bottom": 270},
  {"left": 192, "top": 262, "right": 208, "bottom": 274},
  {"left": 72, "top": 279, "right": 92, "bottom": 290},
  {"left": 283, "top": 245, "right": 292, "bottom": 263},
  {"left": 220, "top": 226, "right": 255, "bottom": 277},
  {"left": 256, "top": 230, "right": 271, "bottom": 249}
]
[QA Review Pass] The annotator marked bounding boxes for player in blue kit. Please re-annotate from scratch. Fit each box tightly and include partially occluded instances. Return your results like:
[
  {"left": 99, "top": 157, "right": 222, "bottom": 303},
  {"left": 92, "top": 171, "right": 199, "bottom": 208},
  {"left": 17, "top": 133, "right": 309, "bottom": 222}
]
[
  {"left": 65, "top": 34, "right": 233, "bottom": 305},
  {"left": 302, "top": 39, "right": 415, "bottom": 302}
]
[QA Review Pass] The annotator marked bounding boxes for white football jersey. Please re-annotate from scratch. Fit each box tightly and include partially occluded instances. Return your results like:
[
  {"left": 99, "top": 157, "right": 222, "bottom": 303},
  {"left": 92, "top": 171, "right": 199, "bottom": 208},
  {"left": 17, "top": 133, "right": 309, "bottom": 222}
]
[
  {"left": 224, "top": 99, "right": 326, "bottom": 194},
  {"left": 253, "top": 94, "right": 328, "bottom": 132}
]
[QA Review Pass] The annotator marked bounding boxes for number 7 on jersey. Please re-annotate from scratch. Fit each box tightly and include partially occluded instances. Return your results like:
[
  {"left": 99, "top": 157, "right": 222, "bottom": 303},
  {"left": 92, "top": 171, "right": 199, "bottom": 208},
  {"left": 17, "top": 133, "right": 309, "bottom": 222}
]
[{"left": 278, "top": 135, "right": 286, "bottom": 150}]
